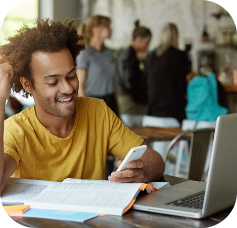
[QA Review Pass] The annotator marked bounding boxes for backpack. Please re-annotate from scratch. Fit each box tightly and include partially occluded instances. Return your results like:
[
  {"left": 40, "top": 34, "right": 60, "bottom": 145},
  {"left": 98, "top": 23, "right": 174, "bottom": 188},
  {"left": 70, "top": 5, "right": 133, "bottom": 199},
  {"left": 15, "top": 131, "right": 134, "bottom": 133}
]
[{"left": 185, "top": 72, "right": 228, "bottom": 121}]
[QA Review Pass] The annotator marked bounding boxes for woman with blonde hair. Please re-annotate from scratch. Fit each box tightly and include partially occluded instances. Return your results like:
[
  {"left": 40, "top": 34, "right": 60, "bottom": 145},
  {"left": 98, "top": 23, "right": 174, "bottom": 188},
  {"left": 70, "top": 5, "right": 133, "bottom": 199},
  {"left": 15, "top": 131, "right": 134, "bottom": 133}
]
[
  {"left": 157, "top": 23, "right": 178, "bottom": 55},
  {"left": 145, "top": 23, "right": 190, "bottom": 123}
]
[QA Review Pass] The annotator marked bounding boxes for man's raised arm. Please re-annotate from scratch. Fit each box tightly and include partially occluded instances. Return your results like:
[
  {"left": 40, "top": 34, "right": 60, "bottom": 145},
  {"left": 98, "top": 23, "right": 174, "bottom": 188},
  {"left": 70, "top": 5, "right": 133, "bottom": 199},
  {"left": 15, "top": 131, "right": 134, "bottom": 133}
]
[{"left": 0, "top": 55, "right": 17, "bottom": 194}]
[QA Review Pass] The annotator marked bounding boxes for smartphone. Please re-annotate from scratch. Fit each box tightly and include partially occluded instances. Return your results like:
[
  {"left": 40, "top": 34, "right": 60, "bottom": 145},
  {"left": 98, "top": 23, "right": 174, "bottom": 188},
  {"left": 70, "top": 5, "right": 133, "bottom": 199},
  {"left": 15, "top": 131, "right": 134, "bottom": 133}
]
[{"left": 116, "top": 145, "right": 147, "bottom": 171}]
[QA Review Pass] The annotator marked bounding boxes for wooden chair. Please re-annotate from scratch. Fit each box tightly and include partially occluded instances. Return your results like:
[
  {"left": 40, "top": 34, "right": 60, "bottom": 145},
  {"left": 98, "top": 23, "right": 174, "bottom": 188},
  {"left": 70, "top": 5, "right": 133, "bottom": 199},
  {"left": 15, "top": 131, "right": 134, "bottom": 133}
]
[
  {"left": 175, "top": 119, "right": 216, "bottom": 178},
  {"left": 163, "top": 128, "right": 215, "bottom": 181}
]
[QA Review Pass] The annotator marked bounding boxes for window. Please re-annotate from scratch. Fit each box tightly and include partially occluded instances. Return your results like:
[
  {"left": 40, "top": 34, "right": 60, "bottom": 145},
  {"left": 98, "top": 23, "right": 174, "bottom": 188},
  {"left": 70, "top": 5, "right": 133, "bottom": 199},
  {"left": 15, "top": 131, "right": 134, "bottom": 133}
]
[{"left": 0, "top": 0, "right": 38, "bottom": 45}]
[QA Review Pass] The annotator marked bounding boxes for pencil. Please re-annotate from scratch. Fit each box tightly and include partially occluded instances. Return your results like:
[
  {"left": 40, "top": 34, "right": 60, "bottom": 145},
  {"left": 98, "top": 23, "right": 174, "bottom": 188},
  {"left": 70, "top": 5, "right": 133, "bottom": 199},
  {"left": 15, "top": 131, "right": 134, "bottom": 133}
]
[{"left": 4, "top": 56, "right": 11, "bottom": 60}]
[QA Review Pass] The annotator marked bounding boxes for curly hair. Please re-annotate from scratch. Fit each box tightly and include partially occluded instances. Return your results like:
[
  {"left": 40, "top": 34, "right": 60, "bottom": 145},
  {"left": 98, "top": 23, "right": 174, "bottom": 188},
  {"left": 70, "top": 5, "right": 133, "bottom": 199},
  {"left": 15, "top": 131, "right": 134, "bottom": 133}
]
[{"left": 0, "top": 18, "right": 85, "bottom": 98}]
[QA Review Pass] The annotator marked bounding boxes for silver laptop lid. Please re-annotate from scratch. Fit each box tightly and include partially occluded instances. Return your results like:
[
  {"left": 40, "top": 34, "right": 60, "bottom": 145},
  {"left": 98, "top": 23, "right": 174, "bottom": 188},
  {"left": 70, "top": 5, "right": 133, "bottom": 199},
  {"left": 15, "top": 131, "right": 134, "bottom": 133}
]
[{"left": 203, "top": 113, "right": 237, "bottom": 217}]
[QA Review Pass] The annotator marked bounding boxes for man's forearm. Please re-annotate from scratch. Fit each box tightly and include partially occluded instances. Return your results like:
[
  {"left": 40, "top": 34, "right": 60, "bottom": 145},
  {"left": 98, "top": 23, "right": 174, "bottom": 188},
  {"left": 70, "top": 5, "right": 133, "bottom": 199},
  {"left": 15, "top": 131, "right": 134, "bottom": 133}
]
[
  {"left": 141, "top": 142, "right": 165, "bottom": 182},
  {"left": 0, "top": 103, "right": 5, "bottom": 191},
  {"left": 0, "top": 55, "right": 14, "bottom": 194}
]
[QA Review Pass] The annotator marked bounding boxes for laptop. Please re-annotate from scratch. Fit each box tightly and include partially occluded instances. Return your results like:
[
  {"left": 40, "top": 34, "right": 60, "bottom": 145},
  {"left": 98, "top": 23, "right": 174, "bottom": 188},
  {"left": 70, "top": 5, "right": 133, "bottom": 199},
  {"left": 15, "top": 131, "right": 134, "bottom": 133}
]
[{"left": 133, "top": 113, "right": 237, "bottom": 218}]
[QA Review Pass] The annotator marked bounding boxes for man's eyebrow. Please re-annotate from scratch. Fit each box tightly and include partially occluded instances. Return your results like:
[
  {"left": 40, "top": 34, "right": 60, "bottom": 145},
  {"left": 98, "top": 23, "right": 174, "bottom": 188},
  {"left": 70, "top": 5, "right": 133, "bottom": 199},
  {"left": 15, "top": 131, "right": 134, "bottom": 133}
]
[{"left": 44, "top": 67, "right": 76, "bottom": 79}]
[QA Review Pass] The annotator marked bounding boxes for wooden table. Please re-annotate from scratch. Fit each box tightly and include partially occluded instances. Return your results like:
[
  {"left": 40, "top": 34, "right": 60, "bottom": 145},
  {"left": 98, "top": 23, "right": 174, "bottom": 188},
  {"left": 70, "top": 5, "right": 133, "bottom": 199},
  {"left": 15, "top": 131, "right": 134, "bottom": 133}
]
[
  {"left": 224, "top": 84, "right": 237, "bottom": 93},
  {"left": 130, "top": 126, "right": 189, "bottom": 143},
  {"left": 10, "top": 175, "right": 233, "bottom": 228}
]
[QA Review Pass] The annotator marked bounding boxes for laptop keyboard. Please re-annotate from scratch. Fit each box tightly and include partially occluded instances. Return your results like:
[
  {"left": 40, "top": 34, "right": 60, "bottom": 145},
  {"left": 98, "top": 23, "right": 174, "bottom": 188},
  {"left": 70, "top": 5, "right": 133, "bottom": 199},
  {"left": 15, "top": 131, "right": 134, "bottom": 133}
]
[{"left": 166, "top": 191, "right": 205, "bottom": 209}]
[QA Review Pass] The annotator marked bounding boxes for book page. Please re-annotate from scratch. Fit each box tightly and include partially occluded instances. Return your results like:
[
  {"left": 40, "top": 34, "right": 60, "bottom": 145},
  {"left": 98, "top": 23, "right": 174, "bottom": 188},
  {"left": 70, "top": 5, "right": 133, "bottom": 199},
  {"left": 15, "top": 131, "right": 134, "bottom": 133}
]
[
  {"left": 24, "top": 182, "right": 144, "bottom": 216},
  {"left": 1, "top": 178, "right": 57, "bottom": 204},
  {"left": 63, "top": 178, "right": 170, "bottom": 189},
  {"left": 62, "top": 179, "right": 110, "bottom": 184}
]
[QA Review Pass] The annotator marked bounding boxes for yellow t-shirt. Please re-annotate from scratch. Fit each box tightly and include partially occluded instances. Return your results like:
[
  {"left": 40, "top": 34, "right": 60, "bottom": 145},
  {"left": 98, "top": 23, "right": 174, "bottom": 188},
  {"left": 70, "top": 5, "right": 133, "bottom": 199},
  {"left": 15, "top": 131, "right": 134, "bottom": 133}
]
[{"left": 4, "top": 97, "right": 143, "bottom": 181}]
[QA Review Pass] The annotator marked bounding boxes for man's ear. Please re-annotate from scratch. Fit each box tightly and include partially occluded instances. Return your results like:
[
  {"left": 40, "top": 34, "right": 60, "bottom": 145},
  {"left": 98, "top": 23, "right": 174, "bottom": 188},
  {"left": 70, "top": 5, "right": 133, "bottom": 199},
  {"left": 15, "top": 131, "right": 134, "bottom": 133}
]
[{"left": 20, "top": 77, "right": 32, "bottom": 93}]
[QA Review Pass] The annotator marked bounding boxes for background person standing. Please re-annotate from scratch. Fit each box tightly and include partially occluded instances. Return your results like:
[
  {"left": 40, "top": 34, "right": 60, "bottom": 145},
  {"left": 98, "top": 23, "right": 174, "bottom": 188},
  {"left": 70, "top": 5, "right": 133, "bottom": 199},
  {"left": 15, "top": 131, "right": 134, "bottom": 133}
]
[
  {"left": 116, "top": 20, "right": 151, "bottom": 116},
  {"left": 76, "top": 15, "right": 118, "bottom": 116},
  {"left": 146, "top": 23, "right": 190, "bottom": 124}
]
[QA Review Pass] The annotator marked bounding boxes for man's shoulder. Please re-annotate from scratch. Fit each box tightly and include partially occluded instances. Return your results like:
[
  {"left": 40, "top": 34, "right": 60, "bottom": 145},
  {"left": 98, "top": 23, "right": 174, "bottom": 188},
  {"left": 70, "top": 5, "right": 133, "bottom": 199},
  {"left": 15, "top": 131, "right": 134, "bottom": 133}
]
[
  {"left": 76, "top": 97, "right": 106, "bottom": 108},
  {"left": 5, "top": 106, "right": 34, "bottom": 123},
  {"left": 4, "top": 106, "right": 35, "bottom": 134},
  {"left": 75, "top": 97, "right": 110, "bottom": 124}
]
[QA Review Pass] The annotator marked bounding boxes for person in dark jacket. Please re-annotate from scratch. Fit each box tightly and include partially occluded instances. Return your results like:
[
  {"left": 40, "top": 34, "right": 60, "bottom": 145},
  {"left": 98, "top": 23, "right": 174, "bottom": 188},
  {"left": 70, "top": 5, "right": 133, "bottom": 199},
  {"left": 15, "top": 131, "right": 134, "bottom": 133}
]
[
  {"left": 116, "top": 20, "right": 151, "bottom": 115},
  {"left": 146, "top": 23, "right": 190, "bottom": 124}
]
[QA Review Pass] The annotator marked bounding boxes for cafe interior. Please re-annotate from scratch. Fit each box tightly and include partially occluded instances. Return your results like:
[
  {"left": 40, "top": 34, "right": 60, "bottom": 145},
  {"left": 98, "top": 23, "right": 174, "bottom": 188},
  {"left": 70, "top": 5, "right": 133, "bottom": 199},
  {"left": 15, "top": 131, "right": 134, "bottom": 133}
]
[
  {"left": 1, "top": 0, "right": 237, "bottom": 227},
  {"left": 3, "top": 0, "right": 237, "bottom": 176}
]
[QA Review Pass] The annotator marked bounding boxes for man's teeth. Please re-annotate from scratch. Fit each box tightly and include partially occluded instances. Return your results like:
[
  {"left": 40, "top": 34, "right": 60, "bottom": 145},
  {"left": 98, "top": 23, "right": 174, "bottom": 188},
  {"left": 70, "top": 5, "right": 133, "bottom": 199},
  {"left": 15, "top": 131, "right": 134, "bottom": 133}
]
[{"left": 58, "top": 97, "right": 72, "bottom": 102}]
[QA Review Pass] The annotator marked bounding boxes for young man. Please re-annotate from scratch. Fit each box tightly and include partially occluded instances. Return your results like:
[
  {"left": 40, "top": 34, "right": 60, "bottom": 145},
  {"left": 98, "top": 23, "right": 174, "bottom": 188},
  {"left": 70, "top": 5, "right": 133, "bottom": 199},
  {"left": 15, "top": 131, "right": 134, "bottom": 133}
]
[{"left": 0, "top": 19, "right": 165, "bottom": 194}]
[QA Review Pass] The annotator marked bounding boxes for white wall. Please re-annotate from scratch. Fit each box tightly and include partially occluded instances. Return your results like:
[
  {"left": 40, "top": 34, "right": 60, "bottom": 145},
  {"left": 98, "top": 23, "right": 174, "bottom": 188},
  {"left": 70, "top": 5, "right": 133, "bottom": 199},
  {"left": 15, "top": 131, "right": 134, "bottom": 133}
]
[
  {"left": 38, "top": 0, "right": 54, "bottom": 20},
  {"left": 39, "top": 0, "right": 80, "bottom": 21}
]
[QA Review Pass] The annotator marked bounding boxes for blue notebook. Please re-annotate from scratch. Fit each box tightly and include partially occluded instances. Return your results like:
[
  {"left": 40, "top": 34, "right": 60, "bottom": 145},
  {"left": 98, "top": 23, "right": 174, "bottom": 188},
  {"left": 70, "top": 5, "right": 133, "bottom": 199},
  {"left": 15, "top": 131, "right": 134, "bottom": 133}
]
[{"left": 11, "top": 208, "right": 99, "bottom": 222}]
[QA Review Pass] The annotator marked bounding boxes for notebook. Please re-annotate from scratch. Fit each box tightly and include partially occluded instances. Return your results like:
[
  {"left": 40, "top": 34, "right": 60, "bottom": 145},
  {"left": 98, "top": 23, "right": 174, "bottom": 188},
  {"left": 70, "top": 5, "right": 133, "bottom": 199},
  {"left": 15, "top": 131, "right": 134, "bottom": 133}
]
[{"left": 133, "top": 113, "right": 237, "bottom": 218}]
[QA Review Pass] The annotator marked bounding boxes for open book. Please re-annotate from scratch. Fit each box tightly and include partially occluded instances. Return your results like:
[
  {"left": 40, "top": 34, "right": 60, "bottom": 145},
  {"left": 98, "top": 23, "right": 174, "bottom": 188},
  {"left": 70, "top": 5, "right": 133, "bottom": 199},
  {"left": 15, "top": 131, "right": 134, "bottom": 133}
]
[
  {"left": 62, "top": 178, "right": 170, "bottom": 190},
  {"left": 1, "top": 178, "right": 170, "bottom": 216}
]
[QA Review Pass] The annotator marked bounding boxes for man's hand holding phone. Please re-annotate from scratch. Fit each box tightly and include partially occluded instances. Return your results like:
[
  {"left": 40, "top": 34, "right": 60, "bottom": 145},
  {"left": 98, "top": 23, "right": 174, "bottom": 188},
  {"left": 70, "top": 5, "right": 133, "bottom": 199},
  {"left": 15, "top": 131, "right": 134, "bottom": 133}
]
[{"left": 108, "top": 145, "right": 147, "bottom": 183}]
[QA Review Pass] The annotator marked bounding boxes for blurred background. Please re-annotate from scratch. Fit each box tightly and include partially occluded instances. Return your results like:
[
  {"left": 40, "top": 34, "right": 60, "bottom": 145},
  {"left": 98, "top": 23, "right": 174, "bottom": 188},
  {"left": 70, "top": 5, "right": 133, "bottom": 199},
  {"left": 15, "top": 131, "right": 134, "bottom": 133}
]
[{"left": 0, "top": 0, "right": 237, "bottom": 112}]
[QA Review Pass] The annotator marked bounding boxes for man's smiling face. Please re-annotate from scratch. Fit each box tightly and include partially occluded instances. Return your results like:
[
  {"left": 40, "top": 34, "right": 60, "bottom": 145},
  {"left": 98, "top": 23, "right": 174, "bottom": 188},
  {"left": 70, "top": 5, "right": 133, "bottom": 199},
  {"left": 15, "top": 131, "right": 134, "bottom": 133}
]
[{"left": 29, "top": 47, "right": 79, "bottom": 118}]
